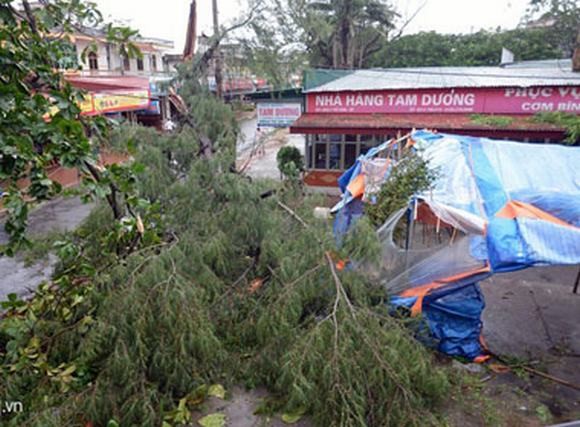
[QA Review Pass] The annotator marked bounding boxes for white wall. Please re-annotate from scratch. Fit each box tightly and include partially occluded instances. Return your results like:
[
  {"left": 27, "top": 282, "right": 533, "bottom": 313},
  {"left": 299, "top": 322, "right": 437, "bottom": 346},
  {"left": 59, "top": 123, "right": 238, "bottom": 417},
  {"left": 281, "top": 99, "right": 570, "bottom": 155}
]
[{"left": 74, "top": 38, "right": 168, "bottom": 75}]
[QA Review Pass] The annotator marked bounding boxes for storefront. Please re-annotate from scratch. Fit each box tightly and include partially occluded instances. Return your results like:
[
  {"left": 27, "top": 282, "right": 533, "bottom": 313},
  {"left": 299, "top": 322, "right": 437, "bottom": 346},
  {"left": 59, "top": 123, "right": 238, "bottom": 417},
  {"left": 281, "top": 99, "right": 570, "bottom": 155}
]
[{"left": 290, "top": 61, "right": 580, "bottom": 189}]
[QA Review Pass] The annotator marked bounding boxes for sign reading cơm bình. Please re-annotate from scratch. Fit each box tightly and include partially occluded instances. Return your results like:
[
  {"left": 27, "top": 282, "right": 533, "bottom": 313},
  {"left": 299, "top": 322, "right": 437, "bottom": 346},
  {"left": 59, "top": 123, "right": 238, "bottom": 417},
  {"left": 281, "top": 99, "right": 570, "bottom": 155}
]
[{"left": 258, "top": 103, "right": 302, "bottom": 128}]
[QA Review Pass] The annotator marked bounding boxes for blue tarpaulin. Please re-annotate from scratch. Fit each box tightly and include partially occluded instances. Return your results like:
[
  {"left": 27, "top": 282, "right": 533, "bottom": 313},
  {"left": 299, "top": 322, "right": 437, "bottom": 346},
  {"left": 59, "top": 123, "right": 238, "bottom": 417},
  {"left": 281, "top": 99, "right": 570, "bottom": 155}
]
[{"left": 333, "top": 130, "right": 580, "bottom": 360}]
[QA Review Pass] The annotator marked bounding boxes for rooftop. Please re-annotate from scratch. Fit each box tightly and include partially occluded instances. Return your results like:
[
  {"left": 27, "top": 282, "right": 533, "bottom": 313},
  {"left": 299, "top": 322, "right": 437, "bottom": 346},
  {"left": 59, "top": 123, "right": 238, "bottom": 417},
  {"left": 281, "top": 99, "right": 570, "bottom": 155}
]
[{"left": 304, "top": 59, "right": 580, "bottom": 93}]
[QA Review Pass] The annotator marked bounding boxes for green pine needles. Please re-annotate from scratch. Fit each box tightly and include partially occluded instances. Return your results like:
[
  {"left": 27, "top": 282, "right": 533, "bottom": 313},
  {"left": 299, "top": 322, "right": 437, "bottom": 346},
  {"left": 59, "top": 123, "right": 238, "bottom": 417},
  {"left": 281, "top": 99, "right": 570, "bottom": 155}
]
[{"left": 0, "top": 125, "right": 450, "bottom": 426}]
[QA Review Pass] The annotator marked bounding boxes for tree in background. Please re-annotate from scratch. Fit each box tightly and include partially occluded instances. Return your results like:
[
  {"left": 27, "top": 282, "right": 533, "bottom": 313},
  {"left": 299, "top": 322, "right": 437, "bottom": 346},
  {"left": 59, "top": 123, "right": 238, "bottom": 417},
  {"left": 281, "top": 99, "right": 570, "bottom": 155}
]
[
  {"left": 239, "top": 7, "right": 308, "bottom": 89},
  {"left": 369, "top": 27, "right": 564, "bottom": 68},
  {"left": 524, "top": 0, "right": 580, "bottom": 57},
  {"left": 292, "top": 0, "right": 399, "bottom": 68},
  {"left": 105, "top": 24, "right": 143, "bottom": 75},
  {"left": 241, "top": 0, "right": 399, "bottom": 76}
]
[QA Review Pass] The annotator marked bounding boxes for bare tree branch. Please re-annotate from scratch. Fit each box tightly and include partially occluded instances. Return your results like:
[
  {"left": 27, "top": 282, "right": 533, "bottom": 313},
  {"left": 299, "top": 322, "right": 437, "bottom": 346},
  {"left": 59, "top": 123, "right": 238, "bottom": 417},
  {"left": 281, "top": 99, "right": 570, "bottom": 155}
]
[
  {"left": 192, "top": 0, "right": 263, "bottom": 75},
  {"left": 21, "top": 0, "right": 39, "bottom": 35},
  {"left": 390, "top": 0, "right": 428, "bottom": 41}
]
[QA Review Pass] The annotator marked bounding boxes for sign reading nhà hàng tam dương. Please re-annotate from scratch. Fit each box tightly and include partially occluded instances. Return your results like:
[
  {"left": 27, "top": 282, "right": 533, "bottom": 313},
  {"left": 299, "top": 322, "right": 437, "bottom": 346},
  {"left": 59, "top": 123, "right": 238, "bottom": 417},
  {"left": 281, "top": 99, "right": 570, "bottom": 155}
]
[{"left": 306, "top": 87, "right": 580, "bottom": 115}]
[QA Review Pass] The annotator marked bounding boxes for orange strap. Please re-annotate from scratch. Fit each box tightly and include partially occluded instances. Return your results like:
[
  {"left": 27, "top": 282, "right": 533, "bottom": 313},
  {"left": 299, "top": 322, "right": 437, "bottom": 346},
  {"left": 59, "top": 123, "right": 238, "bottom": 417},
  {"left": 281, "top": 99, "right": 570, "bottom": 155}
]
[{"left": 400, "top": 282, "right": 446, "bottom": 317}]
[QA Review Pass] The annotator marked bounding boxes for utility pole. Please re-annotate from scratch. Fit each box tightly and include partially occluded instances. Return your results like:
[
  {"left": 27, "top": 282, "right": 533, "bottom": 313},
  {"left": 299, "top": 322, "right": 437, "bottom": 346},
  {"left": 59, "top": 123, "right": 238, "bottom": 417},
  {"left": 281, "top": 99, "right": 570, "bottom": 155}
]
[{"left": 212, "top": 0, "right": 223, "bottom": 99}]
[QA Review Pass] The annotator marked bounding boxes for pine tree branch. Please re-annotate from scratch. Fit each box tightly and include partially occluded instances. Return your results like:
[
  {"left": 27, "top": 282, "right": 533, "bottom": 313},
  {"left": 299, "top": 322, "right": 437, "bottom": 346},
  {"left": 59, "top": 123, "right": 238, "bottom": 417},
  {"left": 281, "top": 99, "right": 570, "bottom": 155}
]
[{"left": 276, "top": 200, "right": 355, "bottom": 315}]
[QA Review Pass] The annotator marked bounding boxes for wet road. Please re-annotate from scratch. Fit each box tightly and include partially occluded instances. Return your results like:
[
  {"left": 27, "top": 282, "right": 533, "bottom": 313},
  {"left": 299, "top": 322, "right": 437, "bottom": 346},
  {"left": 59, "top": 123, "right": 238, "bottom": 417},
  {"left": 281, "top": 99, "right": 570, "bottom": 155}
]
[
  {"left": 0, "top": 197, "right": 94, "bottom": 301},
  {"left": 237, "top": 116, "right": 258, "bottom": 156},
  {"left": 0, "top": 116, "right": 260, "bottom": 302}
]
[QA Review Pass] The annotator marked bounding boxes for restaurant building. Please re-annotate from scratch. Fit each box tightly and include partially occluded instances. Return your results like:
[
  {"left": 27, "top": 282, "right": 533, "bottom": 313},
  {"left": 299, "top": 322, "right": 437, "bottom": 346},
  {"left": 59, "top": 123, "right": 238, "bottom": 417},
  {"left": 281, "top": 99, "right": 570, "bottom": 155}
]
[{"left": 290, "top": 59, "right": 580, "bottom": 189}]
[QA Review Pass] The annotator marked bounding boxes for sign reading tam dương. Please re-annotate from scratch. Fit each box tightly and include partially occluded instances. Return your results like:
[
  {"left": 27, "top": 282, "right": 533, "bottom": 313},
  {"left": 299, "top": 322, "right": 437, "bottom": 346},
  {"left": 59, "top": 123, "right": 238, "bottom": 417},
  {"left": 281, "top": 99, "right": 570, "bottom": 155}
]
[{"left": 258, "top": 103, "right": 302, "bottom": 127}]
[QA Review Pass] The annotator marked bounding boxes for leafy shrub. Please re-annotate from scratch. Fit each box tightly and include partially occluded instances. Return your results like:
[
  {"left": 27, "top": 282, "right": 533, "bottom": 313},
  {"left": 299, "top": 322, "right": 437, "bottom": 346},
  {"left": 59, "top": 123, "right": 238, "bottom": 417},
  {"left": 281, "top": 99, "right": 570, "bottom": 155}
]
[
  {"left": 532, "top": 112, "right": 580, "bottom": 144},
  {"left": 277, "top": 146, "right": 304, "bottom": 179}
]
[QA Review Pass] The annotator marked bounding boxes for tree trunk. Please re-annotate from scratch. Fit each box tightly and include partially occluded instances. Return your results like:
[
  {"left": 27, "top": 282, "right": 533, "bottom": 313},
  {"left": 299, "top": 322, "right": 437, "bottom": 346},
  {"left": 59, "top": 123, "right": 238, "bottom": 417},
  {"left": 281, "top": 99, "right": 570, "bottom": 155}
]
[
  {"left": 338, "top": 0, "right": 352, "bottom": 68},
  {"left": 22, "top": 0, "right": 38, "bottom": 35},
  {"left": 573, "top": 31, "right": 580, "bottom": 72},
  {"left": 212, "top": 0, "right": 223, "bottom": 99}
]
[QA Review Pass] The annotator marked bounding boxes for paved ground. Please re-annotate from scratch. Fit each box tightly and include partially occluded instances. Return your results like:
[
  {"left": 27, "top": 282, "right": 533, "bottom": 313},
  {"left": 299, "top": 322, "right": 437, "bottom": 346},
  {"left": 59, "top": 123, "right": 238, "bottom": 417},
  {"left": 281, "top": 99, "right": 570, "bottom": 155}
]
[
  {"left": 242, "top": 131, "right": 305, "bottom": 180},
  {"left": 192, "top": 386, "right": 313, "bottom": 427},
  {"left": 481, "top": 265, "right": 580, "bottom": 419},
  {"left": 0, "top": 197, "right": 94, "bottom": 301},
  {"left": 237, "top": 115, "right": 259, "bottom": 156},
  {"left": 236, "top": 117, "right": 305, "bottom": 181}
]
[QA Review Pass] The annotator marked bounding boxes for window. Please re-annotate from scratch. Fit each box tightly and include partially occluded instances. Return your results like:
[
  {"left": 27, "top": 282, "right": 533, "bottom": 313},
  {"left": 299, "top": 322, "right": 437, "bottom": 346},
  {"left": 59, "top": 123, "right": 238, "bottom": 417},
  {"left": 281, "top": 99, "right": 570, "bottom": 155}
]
[
  {"left": 306, "top": 133, "right": 400, "bottom": 171},
  {"left": 359, "top": 135, "right": 375, "bottom": 155},
  {"left": 137, "top": 57, "right": 144, "bottom": 71},
  {"left": 88, "top": 51, "right": 98, "bottom": 70},
  {"left": 106, "top": 45, "right": 111, "bottom": 70},
  {"left": 151, "top": 55, "right": 157, "bottom": 71},
  {"left": 123, "top": 56, "right": 130, "bottom": 71},
  {"left": 314, "top": 135, "right": 327, "bottom": 169},
  {"left": 328, "top": 134, "right": 342, "bottom": 169},
  {"left": 344, "top": 143, "right": 357, "bottom": 169}
]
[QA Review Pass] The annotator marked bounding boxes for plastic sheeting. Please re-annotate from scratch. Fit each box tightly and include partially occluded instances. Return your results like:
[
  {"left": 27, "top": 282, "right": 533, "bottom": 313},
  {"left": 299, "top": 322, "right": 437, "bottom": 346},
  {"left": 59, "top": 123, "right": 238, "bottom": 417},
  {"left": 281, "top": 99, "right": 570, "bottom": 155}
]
[
  {"left": 333, "top": 129, "right": 580, "bottom": 360},
  {"left": 412, "top": 130, "right": 580, "bottom": 273},
  {"left": 361, "top": 158, "right": 390, "bottom": 203}
]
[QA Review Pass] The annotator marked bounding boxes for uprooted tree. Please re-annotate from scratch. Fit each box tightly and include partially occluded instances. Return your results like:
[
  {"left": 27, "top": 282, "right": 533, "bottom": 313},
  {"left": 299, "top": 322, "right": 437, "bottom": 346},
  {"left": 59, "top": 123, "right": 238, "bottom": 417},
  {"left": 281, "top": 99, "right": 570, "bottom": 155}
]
[
  {"left": 0, "top": 1, "right": 456, "bottom": 426},
  {"left": 0, "top": 123, "right": 451, "bottom": 426}
]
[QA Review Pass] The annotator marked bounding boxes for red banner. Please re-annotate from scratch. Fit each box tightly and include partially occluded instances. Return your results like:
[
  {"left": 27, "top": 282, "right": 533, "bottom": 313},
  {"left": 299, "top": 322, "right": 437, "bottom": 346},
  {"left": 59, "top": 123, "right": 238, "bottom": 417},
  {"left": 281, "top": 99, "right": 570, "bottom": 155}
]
[{"left": 306, "top": 87, "right": 580, "bottom": 115}]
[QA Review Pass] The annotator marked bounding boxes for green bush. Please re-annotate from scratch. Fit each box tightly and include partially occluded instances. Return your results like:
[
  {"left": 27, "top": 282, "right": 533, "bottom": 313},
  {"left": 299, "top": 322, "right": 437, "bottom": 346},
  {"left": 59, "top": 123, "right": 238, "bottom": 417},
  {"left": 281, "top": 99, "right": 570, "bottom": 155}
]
[{"left": 276, "top": 146, "right": 304, "bottom": 179}]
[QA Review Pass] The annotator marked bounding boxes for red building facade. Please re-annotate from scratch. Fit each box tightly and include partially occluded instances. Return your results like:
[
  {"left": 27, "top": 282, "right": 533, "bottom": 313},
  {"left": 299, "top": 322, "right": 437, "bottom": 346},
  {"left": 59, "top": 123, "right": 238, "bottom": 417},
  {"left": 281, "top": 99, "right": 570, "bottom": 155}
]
[{"left": 290, "top": 61, "right": 580, "bottom": 189}]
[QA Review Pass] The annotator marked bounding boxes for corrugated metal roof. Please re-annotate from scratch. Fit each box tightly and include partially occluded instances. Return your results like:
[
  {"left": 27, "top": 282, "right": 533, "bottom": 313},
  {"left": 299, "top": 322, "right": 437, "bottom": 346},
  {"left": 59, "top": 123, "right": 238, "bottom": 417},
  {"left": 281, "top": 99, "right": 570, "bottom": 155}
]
[{"left": 305, "top": 60, "right": 580, "bottom": 93}]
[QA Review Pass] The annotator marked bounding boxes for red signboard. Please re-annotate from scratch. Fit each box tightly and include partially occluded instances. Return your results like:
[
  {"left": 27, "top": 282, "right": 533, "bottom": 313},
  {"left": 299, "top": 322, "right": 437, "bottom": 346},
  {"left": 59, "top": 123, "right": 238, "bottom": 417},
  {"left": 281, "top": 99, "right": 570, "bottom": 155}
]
[{"left": 306, "top": 87, "right": 580, "bottom": 115}]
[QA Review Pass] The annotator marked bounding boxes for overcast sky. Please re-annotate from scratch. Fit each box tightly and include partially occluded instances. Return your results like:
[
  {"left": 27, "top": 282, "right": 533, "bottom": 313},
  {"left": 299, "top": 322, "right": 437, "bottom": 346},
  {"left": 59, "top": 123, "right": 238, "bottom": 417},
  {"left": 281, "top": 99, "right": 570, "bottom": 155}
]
[{"left": 92, "top": 0, "right": 531, "bottom": 53}]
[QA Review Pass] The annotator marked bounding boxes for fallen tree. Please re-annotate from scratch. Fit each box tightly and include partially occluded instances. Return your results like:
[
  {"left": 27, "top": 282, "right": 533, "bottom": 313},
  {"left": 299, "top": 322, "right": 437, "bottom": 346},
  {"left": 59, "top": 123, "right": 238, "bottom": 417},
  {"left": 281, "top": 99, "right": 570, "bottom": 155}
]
[{"left": 0, "top": 122, "right": 451, "bottom": 426}]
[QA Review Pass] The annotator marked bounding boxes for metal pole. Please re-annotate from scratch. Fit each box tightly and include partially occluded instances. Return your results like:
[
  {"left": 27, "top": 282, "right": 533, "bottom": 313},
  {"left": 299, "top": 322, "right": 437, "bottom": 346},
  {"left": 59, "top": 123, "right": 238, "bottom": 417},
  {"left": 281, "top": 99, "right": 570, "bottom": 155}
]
[{"left": 573, "top": 266, "right": 580, "bottom": 294}]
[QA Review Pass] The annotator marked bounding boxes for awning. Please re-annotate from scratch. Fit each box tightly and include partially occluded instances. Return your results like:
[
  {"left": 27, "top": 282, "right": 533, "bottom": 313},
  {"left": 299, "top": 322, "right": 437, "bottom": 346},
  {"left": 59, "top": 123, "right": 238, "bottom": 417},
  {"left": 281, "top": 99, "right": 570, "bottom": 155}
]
[
  {"left": 289, "top": 113, "right": 566, "bottom": 139},
  {"left": 65, "top": 75, "right": 149, "bottom": 91}
]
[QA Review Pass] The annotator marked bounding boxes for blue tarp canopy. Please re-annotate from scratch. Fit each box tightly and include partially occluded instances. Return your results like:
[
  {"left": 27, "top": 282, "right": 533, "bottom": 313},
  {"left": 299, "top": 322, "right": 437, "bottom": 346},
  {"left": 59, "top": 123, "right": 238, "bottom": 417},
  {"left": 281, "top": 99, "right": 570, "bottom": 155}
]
[{"left": 333, "top": 130, "right": 580, "bottom": 359}]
